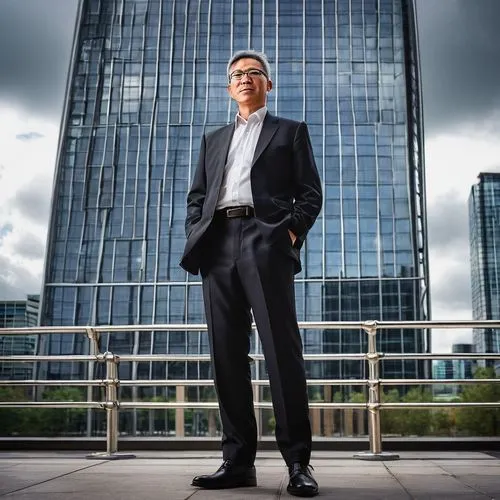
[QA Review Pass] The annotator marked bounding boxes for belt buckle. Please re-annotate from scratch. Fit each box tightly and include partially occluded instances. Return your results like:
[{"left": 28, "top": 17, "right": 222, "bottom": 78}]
[{"left": 226, "top": 207, "right": 241, "bottom": 218}]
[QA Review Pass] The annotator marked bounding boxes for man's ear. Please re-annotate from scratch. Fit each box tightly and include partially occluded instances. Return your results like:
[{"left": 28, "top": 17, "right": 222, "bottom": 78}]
[{"left": 267, "top": 79, "right": 273, "bottom": 93}]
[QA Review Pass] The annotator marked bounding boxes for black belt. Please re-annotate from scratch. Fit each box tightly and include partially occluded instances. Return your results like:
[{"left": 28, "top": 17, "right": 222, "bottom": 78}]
[{"left": 216, "top": 205, "right": 254, "bottom": 218}]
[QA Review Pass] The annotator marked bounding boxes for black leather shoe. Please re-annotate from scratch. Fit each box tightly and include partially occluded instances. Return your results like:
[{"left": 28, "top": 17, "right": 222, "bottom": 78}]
[
  {"left": 191, "top": 460, "right": 257, "bottom": 489},
  {"left": 287, "top": 463, "right": 319, "bottom": 497}
]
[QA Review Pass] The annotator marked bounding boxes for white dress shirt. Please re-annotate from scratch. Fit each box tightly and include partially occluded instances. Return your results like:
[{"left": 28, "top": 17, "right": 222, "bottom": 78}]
[{"left": 216, "top": 106, "right": 267, "bottom": 209}]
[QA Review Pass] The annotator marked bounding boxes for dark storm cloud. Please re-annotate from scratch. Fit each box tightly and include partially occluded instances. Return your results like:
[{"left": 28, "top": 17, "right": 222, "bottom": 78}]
[
  {"left": 417, "top": 0, "right": 500, "bottom": 135},
  {"left": 0, "top": 0, "right": 79, "bottom": 120},
  {"left": 0, "top": 0, "right": 497, "bottom": 133}
]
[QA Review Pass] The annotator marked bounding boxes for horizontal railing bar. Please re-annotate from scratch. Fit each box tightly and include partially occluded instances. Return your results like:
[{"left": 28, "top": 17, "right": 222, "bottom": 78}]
[
  {"left": 117, "top": 353, "right": 366, "bottom": 362},
  {"left": 380, "top": 378, "right": 499, "bottom": 385},
  {"left": 117, "top": 379, "right": 369, "bottom": 387},
  {"left": 3, "top": 400, "right": 498, "bottom": 410},
  {"left": 0, "top": 355, "right": 99, "bottom": 362},
  {"left": 358, "top": 320, "right": 500, "bottom": 329},
  {"left": 0, "top": 380, "right": 106, "bottom": 386},
  {"left": 0, "top": 402, "right": 101, "bottom": 409},
  {"left": 382, "top": 353, "right": 500, "bottom": 360},
  {"left": 1, "top": 319, "right": 500, "bottom": 336},
  {"left": 380, "top": 402, "right": 500, "bottom": 409},
  {"left": 0, "top": 326, "right": 101, "bottom": 335},
  {"left": 118, "top": 402, "right": 367, "bottom": 410},
  {"left": 2, "top": 353, "right": 498, "bottom": 364},
  {"left": 1, "top": 378, "right": 497, "bottom": 388},
  {"left": 118, "top": 355, "right": 211, "bottom": 362},
  {"left": 119, "top": 402, "right": 258, "bottom": 409}
]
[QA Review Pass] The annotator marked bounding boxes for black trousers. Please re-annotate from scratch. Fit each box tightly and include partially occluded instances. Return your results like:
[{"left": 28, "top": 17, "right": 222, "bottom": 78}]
[{"left": 200, "top": 215, "right": 312, "bottom": 467}]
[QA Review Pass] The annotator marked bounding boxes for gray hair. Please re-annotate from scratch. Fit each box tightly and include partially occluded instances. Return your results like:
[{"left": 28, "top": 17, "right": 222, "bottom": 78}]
[{"left": 227, "top": 50, "right": 271, "bottom": 81}]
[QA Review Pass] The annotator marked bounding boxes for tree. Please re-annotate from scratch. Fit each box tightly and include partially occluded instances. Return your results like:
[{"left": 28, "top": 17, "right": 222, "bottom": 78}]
[
  {"left": 381, "top": 388, "right": 437, "bottom": 436},
  {"left": 456, "top": 367, "right": 500, "bottom": 436},
  {"left": 0, "top": 387, "right": 26, "bottom": 436},
  {"left": 399, "top": 387, "right": 433, "bottom": 436},
  {"left": 431, "top": 407, "right": 456, "bottom": 436},
  {"left": 0, "top": 387, "right": 86, "bottom": 437},
  {"left": 380, "top": 388, "right": 401, "bottom": 435},
  {"left": 28, "top": 387, "right": 87, "bottom": 436}
]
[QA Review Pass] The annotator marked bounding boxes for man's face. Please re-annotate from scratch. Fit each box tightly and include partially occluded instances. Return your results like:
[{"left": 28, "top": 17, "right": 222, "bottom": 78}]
[{"left": 227, "top": 57, "right": 272, "bottom": 109}]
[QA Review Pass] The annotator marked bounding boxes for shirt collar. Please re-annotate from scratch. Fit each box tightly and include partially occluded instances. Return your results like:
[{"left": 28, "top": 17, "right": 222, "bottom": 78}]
[{"left": 235, "top": 106, "right": 268, "bottom": 126}]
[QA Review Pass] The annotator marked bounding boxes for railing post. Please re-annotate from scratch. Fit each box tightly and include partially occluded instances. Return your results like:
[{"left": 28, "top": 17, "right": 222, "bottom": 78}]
[
  {"left": 85, "top": 327, "right": 100, "bottom": 438},
  {"left": 175, "top": 385, "right": 185, "bottom": 437},
  {"left": 85, "top": 327, "right": 100, "bottom": 355},
  {"left": 87, "top": 352, "right": 135, "bottom": 460},
  {"left": 253, "top": 354, "right": 262, "bottom": 439},
  {"left": 354, "top": 321, "right": 399, "bottom": 461}
]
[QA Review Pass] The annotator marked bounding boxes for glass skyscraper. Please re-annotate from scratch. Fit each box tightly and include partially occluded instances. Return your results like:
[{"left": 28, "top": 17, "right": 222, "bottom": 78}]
[
  {"left": 0, "top": 295, "right": 39, "bottom": 380},
  {"left": 38, "top": 0, "right": 429, "bottom": 433},
  {"left": 469, "top": 172, "right": 500, "bottom": 362}
]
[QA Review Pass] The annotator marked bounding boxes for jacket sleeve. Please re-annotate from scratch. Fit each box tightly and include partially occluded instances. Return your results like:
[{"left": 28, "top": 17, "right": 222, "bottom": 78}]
[
  {"left": 289, "top": 121, "right": 323, "bottom": 249},
  {"left": 185, "top": 134, "right": 207, "bottom": 238}
]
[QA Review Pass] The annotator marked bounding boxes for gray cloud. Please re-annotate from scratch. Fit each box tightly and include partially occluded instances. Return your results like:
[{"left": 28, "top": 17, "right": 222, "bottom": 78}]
[
  {"left": 432, "top": 260, "right": 472, "bottom": 312},
  {"left": 11, "top": 234, "right": 46, "bottom": 261},
  {"left": 11, "top": 175, "right": 52, "bottom": 225},
  {"left": 417, "top": 0, "right": 500, "bottom": 135},
  {"left": 427, "top": 193, "right": 473, "bottom": 314},
  {"left": 0, "top": 0, "right": 79, "bottom": 121},
  {"left": 16, "top": 132, "right": 44, "bottom": 142},
  {"left": 427, "top": 191, "right": 469, "bottom": 253},
  {"left": 0, "top": 0, "right": 498, "bottom": 136},
  {"left": 0, "top": 255, "right": 41, "bottom": 301}
]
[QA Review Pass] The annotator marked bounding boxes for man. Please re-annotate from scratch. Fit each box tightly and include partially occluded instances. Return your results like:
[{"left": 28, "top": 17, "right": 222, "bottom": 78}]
[{"left": 180, "top": 50, "right": 322, "bottom": 497}]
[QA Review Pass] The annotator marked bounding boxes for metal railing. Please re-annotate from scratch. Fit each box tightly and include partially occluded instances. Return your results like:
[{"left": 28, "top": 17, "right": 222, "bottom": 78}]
[{"left": 0, "top": 320, "right": 499, "bottom": 461}]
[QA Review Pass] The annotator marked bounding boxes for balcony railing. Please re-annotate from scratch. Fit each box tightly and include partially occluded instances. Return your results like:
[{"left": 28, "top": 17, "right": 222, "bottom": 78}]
[{"left": 0, "top": 320, "right": 499, "bottom": 461}]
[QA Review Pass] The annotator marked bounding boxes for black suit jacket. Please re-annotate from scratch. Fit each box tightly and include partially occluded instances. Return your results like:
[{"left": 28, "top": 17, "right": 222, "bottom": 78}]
[{"left": 180, "top": 112, "right": 322, "bottom": 275}]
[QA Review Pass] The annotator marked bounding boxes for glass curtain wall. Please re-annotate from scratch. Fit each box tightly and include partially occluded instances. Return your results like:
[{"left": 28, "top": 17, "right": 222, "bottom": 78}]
[
  {"left": 469, "top": 173, "right": 500, "bottom": 363},
  {"left": 0, "top": 300, "right": 37, "bottom": 380},
  {"left": 39, "top": 0, "right": 428, "bottom": 436}
]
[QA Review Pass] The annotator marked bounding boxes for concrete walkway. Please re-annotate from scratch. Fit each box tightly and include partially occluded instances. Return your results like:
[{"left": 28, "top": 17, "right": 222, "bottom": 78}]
[{"left": 0, "top": 451, "right": 499, "bottom": 499}]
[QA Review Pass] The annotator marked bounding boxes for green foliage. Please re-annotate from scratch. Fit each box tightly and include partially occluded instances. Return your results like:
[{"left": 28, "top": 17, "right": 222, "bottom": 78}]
[
  {"left": 399, "top": 387, "right": 433, "bottom": 436},
  {"left": 380, "top": 388, "right": 401, "bottom": 435},
  {"left": 455, "top": 367, "right": 500, "bottom": 436},
  {"left": 308, "top": 386, "right": 323, "bottom": 402},
  {"left": 348, "top": 391, "right": 366, "bottom": 404},
  {"left": 0, "top": 387, "right": 27, "bottom": 436},
  {"left": 378, "top": 372, "right": 500, "bottom": 437},
  {"left": 0, "top": 387, "right": 86, "bottom": 437},
  {"left": 431, "top": 408, "right": 456, "bottom": 436},
  {"left": 381, "top": 388, "right": 455, "bottom": 436}
]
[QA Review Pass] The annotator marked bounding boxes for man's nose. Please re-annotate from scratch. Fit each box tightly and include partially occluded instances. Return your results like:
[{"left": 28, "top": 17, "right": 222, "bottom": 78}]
[{"left": 240, "top": 72, "right": 252, "bottom": 83}]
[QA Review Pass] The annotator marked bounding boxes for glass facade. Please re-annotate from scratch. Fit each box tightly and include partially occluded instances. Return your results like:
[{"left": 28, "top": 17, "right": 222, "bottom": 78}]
[
  {"left": 38, "top": 0, "right": 429, "bottom": 434},
  {"left": 452, "top": 343, "right": 475, "bottom": 380},
  {"left": 0, "top": 296, "right": 38, "bottom": 380},
  {"left": 469, "top": 173, "right": 500, "bottom": 362}
]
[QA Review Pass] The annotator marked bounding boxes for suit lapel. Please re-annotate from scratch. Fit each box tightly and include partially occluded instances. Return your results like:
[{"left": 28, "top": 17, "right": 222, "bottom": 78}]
[{"left": 252, "top": 113, "right": 279, "bottom": 166}]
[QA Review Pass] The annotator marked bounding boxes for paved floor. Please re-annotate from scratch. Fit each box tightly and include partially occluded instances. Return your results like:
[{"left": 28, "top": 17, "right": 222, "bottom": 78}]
[{"left": 0, "top": 450, "right": 499, "bottom": 499}]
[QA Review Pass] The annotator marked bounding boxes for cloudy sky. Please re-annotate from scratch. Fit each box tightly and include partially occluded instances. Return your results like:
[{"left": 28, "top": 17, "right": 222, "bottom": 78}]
[{"left": 1, "top": 0, "right": 499, "bottom": 352}]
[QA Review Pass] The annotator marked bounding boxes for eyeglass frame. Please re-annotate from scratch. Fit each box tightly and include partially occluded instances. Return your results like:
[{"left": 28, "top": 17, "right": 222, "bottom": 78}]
[{"left": 228, "top": 68, "right": 269, "bottom": 83}]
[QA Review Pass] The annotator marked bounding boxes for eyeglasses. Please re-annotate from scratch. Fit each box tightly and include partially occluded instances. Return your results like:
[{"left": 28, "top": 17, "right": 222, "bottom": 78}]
[{"left": 228, "top": 68, "right": 268, "bottom": 82}]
